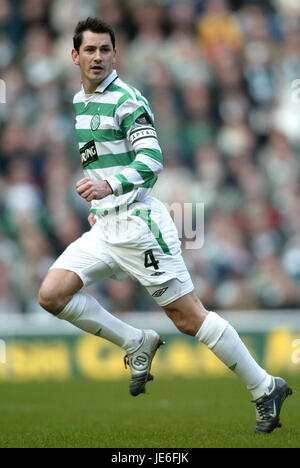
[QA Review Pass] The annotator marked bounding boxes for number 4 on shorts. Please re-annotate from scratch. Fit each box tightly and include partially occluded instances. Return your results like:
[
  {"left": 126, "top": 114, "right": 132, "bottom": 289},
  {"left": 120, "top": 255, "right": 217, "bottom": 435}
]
[{"left": 144, "top": 249, "right": 159, "bottom": 270}]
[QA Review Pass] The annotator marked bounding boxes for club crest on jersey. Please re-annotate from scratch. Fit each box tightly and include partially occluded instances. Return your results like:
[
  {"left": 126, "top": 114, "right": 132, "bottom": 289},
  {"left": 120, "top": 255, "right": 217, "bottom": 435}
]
[
  {"left": 80, "top": 140, "right": 98, "bottom": 168},
  {"left": 90, "top": 113, "right": 100, "bottom": 131}
]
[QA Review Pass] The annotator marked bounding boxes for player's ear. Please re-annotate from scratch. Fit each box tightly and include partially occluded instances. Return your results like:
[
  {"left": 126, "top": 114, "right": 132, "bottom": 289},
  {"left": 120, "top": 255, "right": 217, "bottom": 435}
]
[
  {"left": 112, "top": 49, "right": 117, "bottom": 66},
  {"left": 72, "top": 48, "right": 80, "bottom": 66}
]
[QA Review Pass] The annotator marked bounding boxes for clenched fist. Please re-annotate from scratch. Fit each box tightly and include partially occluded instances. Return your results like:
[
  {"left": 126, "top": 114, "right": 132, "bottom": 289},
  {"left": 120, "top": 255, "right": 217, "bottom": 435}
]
[{"left": 76, "top": 177, "right": 112, "bottom": 202}]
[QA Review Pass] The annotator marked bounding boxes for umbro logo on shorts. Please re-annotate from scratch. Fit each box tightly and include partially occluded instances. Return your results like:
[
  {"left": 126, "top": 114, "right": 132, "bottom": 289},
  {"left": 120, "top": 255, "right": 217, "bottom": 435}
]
[{"left": 152, "top": 287, "right": 168, "bottom": 297}]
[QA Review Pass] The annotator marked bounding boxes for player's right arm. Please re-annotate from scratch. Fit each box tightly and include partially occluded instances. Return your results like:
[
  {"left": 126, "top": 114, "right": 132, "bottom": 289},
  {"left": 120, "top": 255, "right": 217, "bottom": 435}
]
[{"left": 76, "top": 177, "right": 112, "bottom": 202}]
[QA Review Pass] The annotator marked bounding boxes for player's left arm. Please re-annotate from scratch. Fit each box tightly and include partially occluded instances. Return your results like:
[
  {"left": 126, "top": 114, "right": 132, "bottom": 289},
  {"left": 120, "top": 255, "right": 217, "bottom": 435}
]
[{"left": 105, "top": 99, "right": 163, "bottom": 196}]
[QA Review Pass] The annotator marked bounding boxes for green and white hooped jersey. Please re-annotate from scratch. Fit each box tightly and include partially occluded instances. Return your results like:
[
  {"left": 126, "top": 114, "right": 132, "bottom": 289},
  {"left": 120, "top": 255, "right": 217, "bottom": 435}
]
[{"left": 73, "top": 69, "right": 163, "bottom": 214}]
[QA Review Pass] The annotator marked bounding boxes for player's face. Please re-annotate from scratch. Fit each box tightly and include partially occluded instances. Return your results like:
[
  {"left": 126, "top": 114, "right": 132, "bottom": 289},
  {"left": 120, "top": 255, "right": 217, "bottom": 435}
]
[{"left": 72, "top": 31, "right": 116, "bottom": 93}]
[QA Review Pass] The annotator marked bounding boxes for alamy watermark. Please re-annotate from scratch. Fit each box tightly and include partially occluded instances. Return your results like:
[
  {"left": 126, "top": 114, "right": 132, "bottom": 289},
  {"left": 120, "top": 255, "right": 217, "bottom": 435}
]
[
  {"left": 99, "top": 201, "right": 205, "bottom": 250},
  {"left": 166, "top": 202, "right": 205, "bottom": 250},
  {"left": 0, "top": 339, "right": 6, "bottom": 364},
  {"left": 0, "top": 79, "right": 6, "bottom": 103}
]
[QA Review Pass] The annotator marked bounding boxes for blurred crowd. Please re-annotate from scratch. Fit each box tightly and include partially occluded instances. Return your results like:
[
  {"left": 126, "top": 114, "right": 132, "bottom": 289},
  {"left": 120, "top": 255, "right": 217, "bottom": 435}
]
[{"left": 1, "top": 0, "right": 300, "bottom": 315}]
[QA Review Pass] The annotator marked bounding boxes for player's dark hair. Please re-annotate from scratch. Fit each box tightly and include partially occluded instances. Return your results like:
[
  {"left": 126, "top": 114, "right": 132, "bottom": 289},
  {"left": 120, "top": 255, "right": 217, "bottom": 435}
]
[{"left": 73, "top": 17, "right": 116, "bottom": 52}]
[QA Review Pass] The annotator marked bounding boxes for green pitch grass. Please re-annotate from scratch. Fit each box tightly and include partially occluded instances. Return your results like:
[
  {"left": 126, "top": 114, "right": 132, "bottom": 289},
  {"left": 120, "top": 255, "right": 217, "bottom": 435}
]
[{"left": 0, "top": 375, "right": 298, "bottom": 448}]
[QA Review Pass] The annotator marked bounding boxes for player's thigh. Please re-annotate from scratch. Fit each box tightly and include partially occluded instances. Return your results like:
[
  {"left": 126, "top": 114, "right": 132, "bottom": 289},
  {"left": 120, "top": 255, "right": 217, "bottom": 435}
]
[{"left": 48, "top": 228, "right": 122, "bottom": 287}]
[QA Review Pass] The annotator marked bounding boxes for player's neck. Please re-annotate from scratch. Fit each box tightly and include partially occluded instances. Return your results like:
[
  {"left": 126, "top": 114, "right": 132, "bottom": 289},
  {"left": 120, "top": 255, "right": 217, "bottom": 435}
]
[
  {"left": 82, "top": 80, "right": 101, "bottom": 95},
  {"left": 81, "top": 69, "right": 115, "bottom": 95}
]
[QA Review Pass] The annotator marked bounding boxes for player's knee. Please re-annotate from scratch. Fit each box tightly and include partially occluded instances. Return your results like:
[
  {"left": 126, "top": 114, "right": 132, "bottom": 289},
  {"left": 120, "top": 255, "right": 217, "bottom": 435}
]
[
  {"left": 39, "top": 269, "right": 82, "bottom": 315},
  {"left": 38, "top": 286, "right": 63, "bottom": 316},
  {"left": 173, "top": 317, "right": 196, "bottom": 336},
  {"left": 163, "top": 295, "right": 209, "bottom": 336},
  {"left": 164, "top": 306, "right": 196, "bottom": 336}
]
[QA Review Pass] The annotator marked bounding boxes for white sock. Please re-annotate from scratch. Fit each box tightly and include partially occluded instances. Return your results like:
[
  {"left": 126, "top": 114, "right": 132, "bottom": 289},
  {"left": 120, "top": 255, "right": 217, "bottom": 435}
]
[
  {"left": 57, "top": 292, "right": 143, "bottom": 353},
  {"left": 196, "top": 312, "right": 273, "bottom": 400}
]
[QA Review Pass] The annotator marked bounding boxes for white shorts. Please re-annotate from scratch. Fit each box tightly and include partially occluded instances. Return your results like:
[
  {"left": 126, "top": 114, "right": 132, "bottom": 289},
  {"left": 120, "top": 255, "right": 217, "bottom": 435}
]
[{"left": 50, "top": 197, "right": 194, "bottom": 306}]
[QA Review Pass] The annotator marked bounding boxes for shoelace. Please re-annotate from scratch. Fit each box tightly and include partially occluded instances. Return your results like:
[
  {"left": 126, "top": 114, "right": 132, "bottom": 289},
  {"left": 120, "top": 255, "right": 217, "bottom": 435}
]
[{"left": 255, "top": 401, "right": 271, "bottom": 421}]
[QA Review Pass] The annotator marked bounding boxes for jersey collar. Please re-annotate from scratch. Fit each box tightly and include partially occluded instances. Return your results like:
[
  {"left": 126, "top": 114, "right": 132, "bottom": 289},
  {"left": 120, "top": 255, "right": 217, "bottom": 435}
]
[
  {"left": 81, "top": 69, "right": 118, "bottom": 96},
  {"left": 96, "top": 69, "right": 118, "bottom": 93}
]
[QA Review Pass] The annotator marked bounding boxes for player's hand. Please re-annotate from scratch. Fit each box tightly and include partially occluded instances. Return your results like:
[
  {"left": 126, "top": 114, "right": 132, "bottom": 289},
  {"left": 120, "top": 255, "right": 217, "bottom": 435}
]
[
  {"left": 76, "top": 177, "right": 112, "bottom": 202},
  {"left": 88, "top": 212, "right": 96, "bottom": 228}
]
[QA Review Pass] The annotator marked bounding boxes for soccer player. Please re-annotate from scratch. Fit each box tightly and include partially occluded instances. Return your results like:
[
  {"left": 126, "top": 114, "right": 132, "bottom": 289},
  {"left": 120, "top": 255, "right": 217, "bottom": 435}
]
[{"left": 38, "top": 17, "right": 292, "bottom": 434}]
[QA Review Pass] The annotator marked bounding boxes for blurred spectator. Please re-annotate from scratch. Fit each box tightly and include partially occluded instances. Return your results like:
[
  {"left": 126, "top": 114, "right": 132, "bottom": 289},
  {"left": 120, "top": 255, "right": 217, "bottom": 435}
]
[
  {"left": 197, "top": 0, "right": 244, "bottom": 64},
  {"left": 0, "top": 0, "right": 300, "bottom": 314}
]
